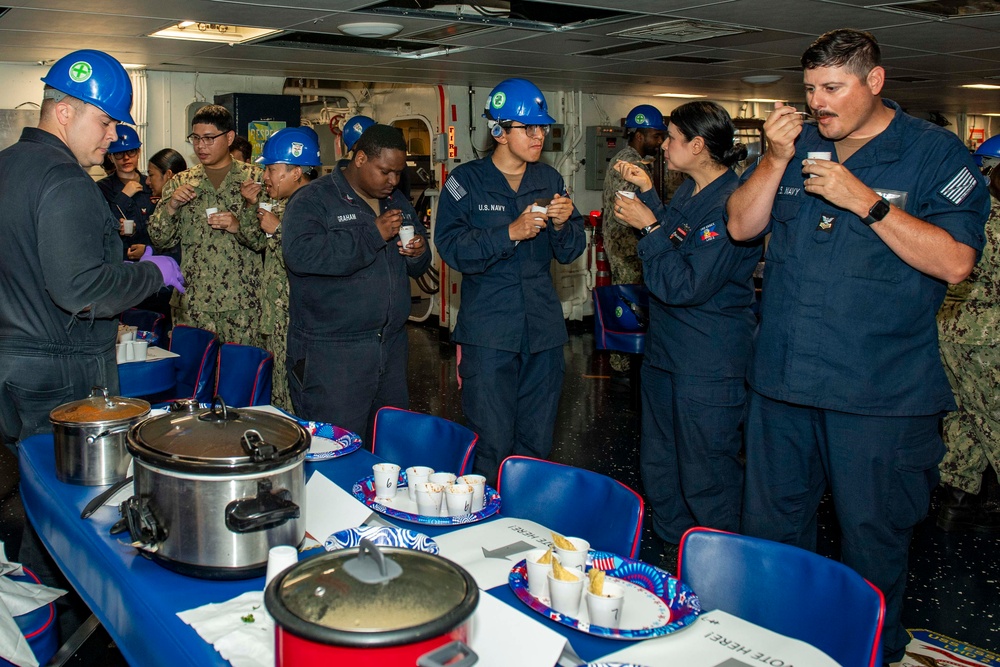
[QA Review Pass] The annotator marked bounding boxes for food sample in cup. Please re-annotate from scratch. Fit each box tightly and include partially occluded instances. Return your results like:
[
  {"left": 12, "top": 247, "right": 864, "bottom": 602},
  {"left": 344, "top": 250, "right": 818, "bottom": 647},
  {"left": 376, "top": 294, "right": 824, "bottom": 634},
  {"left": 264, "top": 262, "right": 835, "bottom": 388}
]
[
  {"left": 552, "top": 532, "right": 589, "bottom": 570},
  {"left": 588, "top": 568, "right": 605, "bottom": 596},
  {"left": 551, "top": 532, "right": 576, "bottom": 550},
  {"left": 537, "top": 548, "right": 554, "bottom": 565},
  {"left": 551, "top": 559, "right": 581, "bottom": 582}
]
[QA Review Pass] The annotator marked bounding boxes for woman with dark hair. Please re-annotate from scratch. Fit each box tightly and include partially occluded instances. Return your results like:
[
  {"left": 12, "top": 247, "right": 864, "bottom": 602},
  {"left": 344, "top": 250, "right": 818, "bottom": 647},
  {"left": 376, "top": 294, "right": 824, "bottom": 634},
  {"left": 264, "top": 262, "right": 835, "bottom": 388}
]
[
  {"left": 614, "top": 100, "right": 761, "bottom": 564},
  {"left": 147, "top": 148, "right": 187, "bottom": 202}
]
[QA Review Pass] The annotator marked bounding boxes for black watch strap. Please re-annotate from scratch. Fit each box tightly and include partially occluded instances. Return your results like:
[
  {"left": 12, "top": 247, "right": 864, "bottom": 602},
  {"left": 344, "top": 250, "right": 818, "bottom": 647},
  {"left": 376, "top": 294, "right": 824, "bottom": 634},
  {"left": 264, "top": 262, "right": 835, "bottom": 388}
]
[{"left": 862, "top": 197, "right": 890, "bottom": 226}]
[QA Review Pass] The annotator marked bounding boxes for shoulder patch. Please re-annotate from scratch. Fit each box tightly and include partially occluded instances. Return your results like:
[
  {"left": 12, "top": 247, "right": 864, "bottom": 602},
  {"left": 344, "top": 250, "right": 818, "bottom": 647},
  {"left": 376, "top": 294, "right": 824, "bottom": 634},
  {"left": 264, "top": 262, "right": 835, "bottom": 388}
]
[
  {"left": 695, "top": 222, "right": 721, "bottom": 245},
  {"left": 939, "top": 166, "right": 977, "bottom": 205},
  {"left": 445, "top": 176, "right": 467, "bottom": 201}
]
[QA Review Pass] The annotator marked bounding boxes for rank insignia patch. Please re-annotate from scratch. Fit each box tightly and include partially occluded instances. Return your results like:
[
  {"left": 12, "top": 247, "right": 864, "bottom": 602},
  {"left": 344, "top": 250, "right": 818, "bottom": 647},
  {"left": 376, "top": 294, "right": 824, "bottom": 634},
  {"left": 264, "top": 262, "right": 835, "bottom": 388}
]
[{"left": 816, "top": 214, "right": 835, "bottom": 232}]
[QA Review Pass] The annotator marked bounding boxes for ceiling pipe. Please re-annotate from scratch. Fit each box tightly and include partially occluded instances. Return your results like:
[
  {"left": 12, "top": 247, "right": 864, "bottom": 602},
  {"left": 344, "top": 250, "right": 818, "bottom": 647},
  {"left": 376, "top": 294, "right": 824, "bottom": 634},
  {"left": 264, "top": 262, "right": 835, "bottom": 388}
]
[{"left": 282, "top": 85, "right": 359, "bottom": 108}]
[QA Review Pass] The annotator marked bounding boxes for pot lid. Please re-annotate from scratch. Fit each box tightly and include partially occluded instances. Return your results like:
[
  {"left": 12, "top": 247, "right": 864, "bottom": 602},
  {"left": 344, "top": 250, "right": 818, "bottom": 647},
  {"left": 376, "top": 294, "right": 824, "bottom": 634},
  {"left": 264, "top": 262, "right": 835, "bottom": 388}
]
[
  {"left": 271, "top": 541, "right": 477, "bottom": 641},
  {"left": 50, "top": 387, "right": 149, "bottom": 424},
  {"left": 127, "top": 399, "right": 308, "bottom": 473}
]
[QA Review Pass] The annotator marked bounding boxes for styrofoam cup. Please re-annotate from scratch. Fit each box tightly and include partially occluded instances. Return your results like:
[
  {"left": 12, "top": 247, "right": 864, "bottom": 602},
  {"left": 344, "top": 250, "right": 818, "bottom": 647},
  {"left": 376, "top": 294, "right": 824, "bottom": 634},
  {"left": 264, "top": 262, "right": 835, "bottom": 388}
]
[
  {"left": 585, "top": 581, "right": 625, "bottom": 628},
  {"left": 445, "top": 483, "right": 474, "bottom": 516},
  {"left": 398, "top": 225, "right": 415, "bottom": 248},
  {"left": 415, "top": 482, "right": 444, "bottom": 516},
  {"left": 524, "top": 548, "right": 557, "bottom": 599},
  {"left": 122, "top": 219, "right": 135, "bottom": 235},
  {"left": 547, "top": 569, "right": 585, "bottom": 616},
  {"left": 373, "top": 463, "right": 400, "bottom": 500},
  {"left": 457, "top": 474, "right": 486, "bottom": 511},
  {"left": 265, "top": 545, "right": 298, "bottom": 586},
  {"left": 405, "top": 466, "right": 435, "bottom": 502},
  {"left": 553, "top": 536, "right": 589, "bottom": 571}
]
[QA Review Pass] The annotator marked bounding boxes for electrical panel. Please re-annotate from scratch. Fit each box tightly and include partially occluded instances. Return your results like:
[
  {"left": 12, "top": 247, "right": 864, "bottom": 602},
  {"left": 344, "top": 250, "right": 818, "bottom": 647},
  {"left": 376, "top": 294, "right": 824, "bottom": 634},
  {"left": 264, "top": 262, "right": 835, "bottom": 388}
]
[
  {"left": 585, "top": 126, "right": 625, "bottom": 190},
  {"left": 543, "top": 124, "right": 565, "bottom": 153}
]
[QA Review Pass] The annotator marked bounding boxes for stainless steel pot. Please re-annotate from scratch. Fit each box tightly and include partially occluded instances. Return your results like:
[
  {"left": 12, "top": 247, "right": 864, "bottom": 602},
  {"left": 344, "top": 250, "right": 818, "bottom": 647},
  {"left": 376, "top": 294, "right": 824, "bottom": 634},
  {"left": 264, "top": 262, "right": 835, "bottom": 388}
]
[
  {"left": 50, "top": 387, "right": 149, "bottom": 486},
  {"left": 118, "top": 399, "right": 309, "bottom": 579}
]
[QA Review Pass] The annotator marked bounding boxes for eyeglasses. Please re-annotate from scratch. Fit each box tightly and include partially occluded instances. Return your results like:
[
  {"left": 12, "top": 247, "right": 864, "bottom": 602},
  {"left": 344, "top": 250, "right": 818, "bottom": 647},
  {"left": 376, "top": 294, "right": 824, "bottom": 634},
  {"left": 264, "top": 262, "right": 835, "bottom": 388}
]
[
  {"left": 503, "top": 124, "right": 550, "bottom": 137},
  {"left": 111, "top": 148, "right": 139, "bottom": 159},
  {"left": 186, "top": 132, "right": 227, "bottom": 146}
]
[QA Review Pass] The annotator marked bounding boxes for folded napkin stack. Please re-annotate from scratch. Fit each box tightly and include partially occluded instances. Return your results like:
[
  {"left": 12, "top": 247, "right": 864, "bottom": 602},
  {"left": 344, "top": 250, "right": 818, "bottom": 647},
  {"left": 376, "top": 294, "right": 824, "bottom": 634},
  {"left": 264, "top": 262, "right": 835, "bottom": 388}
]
[{"left": 177, "top": 591, "right": 274, "bottom": 667}]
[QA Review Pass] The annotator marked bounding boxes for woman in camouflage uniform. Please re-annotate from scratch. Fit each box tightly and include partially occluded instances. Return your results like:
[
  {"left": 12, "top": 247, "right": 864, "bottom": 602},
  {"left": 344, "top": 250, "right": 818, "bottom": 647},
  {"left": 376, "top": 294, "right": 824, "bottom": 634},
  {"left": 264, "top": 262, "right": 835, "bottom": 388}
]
[
  {"left": 936, "top": 163, "right": 1000, "bottom": 533},
  {"left": 248, "top": 127, "right": 322, "bottom": 411}
]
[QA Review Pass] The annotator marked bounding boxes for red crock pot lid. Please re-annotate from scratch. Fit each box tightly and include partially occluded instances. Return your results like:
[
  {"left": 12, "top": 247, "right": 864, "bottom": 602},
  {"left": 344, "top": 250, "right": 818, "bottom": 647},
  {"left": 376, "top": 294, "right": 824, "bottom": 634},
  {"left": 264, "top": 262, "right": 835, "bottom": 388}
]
[{"left": 265, "top": 546, "right": 479, "bottom": 648}]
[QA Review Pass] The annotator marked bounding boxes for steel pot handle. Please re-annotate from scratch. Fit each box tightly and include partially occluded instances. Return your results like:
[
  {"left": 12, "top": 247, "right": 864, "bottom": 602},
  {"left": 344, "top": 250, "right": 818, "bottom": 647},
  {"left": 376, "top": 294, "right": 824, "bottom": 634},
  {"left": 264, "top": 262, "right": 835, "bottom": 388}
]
[
  {"left": 225, "top": 478, "right": 300, "bottom": 533},
  {"left": 85, "top": 422, "right": 132, "bottom": 444},
  {"left": 417, "top": 641, "right": 478, "bottom": 667},
  {"left": 89, "top": 386, "right": 113, "bottom": 408}
]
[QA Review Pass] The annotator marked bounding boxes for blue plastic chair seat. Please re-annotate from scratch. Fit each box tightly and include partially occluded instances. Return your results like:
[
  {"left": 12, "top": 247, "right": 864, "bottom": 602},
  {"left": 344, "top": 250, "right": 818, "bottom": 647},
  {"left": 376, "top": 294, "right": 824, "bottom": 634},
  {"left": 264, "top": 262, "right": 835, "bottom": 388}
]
[
  {"left": 678, "top": 527, "right": 885, "bottom": 667},
  {"left": 215, "top": 343, "right": 274, "bottom": 407},
  {"left": 372, "top": 407, "right": 477, "bottom": 476},
  {"left": 593, "top": 284, "right": 648, "bottom": 355},
  {"left": 497, "top": 456, "right": 644, "bottom": 558}
]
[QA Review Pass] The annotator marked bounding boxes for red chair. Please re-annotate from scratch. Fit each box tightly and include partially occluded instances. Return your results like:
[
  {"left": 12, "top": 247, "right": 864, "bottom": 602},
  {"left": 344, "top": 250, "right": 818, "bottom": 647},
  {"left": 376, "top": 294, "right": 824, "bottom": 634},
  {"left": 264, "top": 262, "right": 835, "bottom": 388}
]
[
  {"left": 168, "top": 325, "right": 219, "bottom": 403},
  {"left": 371, "top": 407, "right": 477, "bottom": 476},
  {"left": 678, "top": 527, "right": 885, "bottom": 667},
  {"left": 497, "top": 456, "right": 644, "bottom": 558},
  {"left": 215, "top": 343, "right": 274, "bottom": 407}
]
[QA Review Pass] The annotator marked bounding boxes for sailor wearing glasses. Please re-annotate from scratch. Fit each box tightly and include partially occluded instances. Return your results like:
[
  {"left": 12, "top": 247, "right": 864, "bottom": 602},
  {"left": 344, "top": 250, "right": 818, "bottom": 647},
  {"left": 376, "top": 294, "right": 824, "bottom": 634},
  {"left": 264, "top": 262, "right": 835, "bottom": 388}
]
[
  {"left": 435, "top": 78, "right": 586, "bottom": 486},
  {"left": 148, "top": 104, "right": 276, "bottom": 346}
]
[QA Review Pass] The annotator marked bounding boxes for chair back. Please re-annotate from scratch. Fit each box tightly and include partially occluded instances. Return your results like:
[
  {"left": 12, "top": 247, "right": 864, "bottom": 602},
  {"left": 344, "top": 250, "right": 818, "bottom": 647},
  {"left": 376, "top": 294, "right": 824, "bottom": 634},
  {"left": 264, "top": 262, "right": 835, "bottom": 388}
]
[
  {"left": 372, "top": 407, "right": 477, "bottom": 476},
  {"left": 593, "top": 284, "right": 648, "bottom": 354},
  {"left": 216, "top": 343, "right": 274, "bottom": 407},
  {"left": 497, "top": 456, "right": 644, "bottom": 558},
  {"left": 168, "top": 325, "right": 219, "bottom": 403},
  {"left": 120, "top": 308, "right": 166, "bottom": 343},
  {"left": 678, "top": 527, "right": 885, "bottom": 667}
]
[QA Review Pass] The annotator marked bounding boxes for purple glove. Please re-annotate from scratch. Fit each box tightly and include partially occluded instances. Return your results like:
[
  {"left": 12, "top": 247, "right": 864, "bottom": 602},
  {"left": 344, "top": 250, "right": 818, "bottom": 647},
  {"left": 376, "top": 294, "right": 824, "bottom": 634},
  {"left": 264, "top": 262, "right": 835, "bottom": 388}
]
[{"left": 138, "top": 246, "right": 186, "bottom": 294}]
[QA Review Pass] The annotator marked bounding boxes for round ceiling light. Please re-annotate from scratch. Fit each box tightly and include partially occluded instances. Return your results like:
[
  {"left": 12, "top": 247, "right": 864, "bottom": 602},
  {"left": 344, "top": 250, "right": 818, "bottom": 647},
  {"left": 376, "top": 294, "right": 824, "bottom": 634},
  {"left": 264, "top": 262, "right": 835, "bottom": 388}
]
[
  {"left": 337, "top": 22, "right": 404, "bottom": 38},
  {"left": 741, "top": 74, "right": 783, "bottom": 85}
]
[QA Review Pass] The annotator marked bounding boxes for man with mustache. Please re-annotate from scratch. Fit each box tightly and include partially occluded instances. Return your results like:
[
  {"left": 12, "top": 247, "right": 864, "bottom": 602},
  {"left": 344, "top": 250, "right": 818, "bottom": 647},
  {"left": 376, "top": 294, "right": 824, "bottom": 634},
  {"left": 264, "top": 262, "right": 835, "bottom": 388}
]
[{"left": 727, "top": 29, "right": 989, "bottom": 665}]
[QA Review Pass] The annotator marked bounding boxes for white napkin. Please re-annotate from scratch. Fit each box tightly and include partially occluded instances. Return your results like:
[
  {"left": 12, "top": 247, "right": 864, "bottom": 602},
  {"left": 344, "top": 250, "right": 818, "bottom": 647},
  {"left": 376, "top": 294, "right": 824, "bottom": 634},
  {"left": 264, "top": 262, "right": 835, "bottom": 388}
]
[
  {"left": 0, "top": 543, "right": 67, "bottom": 667},
  {"left": 177, "top": 591, "right": 273, "bottom": 667},
  {"left": 304, "top": 472, "right": 374, "bottom": 543}
]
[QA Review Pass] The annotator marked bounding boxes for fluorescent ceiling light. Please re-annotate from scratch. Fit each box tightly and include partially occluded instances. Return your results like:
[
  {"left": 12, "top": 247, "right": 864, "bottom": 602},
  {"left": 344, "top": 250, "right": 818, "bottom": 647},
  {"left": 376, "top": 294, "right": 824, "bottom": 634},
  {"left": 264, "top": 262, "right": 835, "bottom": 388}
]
[
  {"left": 962, "top": 84, "right": 1000, "bottom": 90},
  {"left": 743, "top": 98, "right": 783, "bottom": 103},
  {"left": 741, "top": 74, "right": 782, "bottom": 84},
  {"left": 338, "top": 22, "right": 404, "bottom": 38},
  {"left": 982, "top": 113, "right": 1000, "bottom": 117},
  {"left": 654, "top": 92, "right": 706, "bottom": 99},
  {"left": 150, "top": 22, "right": 280, "bottom": 44}
]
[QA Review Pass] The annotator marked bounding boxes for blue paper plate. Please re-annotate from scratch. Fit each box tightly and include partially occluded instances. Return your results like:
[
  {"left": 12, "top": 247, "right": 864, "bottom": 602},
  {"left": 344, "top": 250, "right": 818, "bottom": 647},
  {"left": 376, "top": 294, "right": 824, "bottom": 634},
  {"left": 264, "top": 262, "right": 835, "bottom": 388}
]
[
  {"left": 324, "top": 526, "right": 439, "bottom": 554},
  {"left": 352, "top": 472, "right": 501, "bottom": 526},
  {"left": 135, "top": 330, "right": 159, "bottom": 346},
  {"left": 509, "top": 550, "right": 700, "bottom": 640},
  {"left": 254, "top": 406, "right": 363, "bottom": 461}
]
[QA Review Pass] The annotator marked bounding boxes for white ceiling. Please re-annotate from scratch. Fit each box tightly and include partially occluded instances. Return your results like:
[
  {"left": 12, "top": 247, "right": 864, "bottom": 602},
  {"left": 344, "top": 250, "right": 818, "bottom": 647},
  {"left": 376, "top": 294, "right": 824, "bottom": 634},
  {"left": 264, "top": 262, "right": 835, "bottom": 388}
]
[{"left": 2, "top": 0, "right": 999, "bottom": 115}]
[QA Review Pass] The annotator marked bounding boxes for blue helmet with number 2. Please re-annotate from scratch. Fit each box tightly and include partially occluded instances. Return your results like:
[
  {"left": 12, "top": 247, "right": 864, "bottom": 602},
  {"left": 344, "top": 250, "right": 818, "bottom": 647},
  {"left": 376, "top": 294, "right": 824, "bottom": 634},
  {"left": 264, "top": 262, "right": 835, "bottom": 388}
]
[{"left": 482, "top": 78, "right": 556, "bottom": 125}]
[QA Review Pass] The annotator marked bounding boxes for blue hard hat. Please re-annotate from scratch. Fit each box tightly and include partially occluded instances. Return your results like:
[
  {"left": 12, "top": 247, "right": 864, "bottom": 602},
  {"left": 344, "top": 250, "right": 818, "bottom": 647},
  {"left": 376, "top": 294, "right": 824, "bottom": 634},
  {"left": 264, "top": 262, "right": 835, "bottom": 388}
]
[
  {"left": 256, "top": 127, "right": 322, "bottom": 167},
  {"left": 482, "top": 78, "right": 556, "bottom": 125},
  {"left": 625, "top": 104, "right": 667, "bottom": 130},
  {"left": 41, "top": 49, "right": 135, "bottom": 124},
  {"left": 975, "top": 134, "right": 1000, "bottom": 165},
  {"left": 343, "top": 115, "right": 376, "bottom": 152},
  {"left": 108, "top": 125, "right": 141, "bottom": 154}
]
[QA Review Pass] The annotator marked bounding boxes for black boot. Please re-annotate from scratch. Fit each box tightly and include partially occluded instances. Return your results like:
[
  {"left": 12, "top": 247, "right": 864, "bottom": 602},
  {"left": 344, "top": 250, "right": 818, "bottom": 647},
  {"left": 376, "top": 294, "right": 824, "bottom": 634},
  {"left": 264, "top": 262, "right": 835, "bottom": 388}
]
[{"left": 937, "top": 485, "right": 1000, "bottom": 533}]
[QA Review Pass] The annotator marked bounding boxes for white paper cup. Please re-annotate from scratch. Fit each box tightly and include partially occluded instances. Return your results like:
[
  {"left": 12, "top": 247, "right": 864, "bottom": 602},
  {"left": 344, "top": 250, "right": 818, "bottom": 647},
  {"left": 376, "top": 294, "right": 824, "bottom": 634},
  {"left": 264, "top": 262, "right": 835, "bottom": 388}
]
[
  {"left": 805, "top": 152, "right": 831, "bottom": 178},
  {"left": 547, "top": 569, "right": 585, "bottom": 617},
  {"left": 258, "top": 202, "right": 273, "bottom": 212},
  {"left": 398, "top": 225, "right": 415, "bottom": 248},
  {"left": 553, "top": 536, "right": 589, "bottom": 571},
  {"left": 617, "top": 190, "right": 636, "bottom": 199},
  {"left": 524, "top": 548, "right": 557, "bottom": 599},
  {"left": 131, "top": 340, "right": 148, "bottom": 361},
  {"left": 122, "top": 219, "right": 135, "bottom": 236},
  {"left": 530, "top": 205, "right": 547, "bottom": 214},
  {"left": 205, "top": 207, "right": 219, "bottom": 217},
  {"left": 405, "top": 466, "right": 435, "bottom": 502},
  {"left": 265, "top": 545, "right": 298, "bottom": 586},
  {"left": 457, "top": 474, "right": 486, "bottom": 511},
  {"left": 415, "top": 482, "right": 444, "bottom": 516},
  {"left": 444, "top": 483, "right": 474, "bottom": 516},
  {"left": 373, "top": 463, "right": 401, "bottom": 500},
  {"left": 585, "top": 581, "right": 626, "bottom": 628},
  {"left": 428, "top": 472, "right": 456, "bottom": 487}
]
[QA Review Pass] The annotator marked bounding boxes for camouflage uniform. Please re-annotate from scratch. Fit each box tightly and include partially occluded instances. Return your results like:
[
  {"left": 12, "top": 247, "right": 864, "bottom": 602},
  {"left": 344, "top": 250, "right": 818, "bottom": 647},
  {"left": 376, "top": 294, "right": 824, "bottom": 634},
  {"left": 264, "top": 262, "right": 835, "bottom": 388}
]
[
  {"left": 148, "top": 161, "right": 272, "bottom": 347},
  {"left": 937, "top": 195, "right": 1000, "bottom": 494},
  {"left": 602, "top": 145, "right": 647, "bottom": 372},
  {"left": 259, "top": 201, "right": 292, "bottom": 411}
]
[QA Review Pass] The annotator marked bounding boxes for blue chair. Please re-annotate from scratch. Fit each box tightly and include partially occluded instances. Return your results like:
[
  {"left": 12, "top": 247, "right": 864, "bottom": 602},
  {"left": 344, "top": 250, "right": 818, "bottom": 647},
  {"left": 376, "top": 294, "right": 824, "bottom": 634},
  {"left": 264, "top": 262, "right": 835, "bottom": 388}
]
[
  {"left": 497, "top": 456, "right": 644, "bottom": 558},
  {"left": 0, "top": 567, "right": 57, "bottom": 667},
  {"left": 215, "top": 343, "right": 274, "bottom": 407},
  {"left": 120, "top": 307, "right": 166, "bottom": 344},
  {"left": 168, "top": 325, "right": 219, "bottom": 403},
  {"left": 593, "top": 284, "right": 648, "bottom": 355},
  {"left": 678, "top": 527, "right": 885, "bottom": 667},
  {"left": 371, "top": 407, "right": 477, "bottom": 476}
]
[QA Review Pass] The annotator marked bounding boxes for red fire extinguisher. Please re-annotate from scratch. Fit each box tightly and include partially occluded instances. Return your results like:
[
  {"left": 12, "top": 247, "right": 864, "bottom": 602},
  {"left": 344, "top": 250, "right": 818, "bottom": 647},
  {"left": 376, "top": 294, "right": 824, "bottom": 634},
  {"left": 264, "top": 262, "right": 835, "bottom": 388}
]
[{"left": 590, "top": 210, "right": 611, "bottom": 288}]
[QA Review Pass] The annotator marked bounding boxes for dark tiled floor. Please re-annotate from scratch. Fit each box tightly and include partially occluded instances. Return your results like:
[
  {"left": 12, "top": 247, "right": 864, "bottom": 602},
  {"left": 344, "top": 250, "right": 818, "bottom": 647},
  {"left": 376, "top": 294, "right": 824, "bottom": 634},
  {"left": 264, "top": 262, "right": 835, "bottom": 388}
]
[{"left": 406, "top": 321, "right": 1000, "bottom": 654}]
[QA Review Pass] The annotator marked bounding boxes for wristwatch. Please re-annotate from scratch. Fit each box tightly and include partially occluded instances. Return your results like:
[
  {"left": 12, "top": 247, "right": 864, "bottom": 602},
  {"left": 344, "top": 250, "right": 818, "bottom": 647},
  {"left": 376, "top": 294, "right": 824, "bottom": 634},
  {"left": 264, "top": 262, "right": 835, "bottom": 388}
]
[
  {"left": 861, "top": 197, "right": 890, "bottom": 226},
  {"left": 640, "top": 223, "right": 660, "bottom": 236}
]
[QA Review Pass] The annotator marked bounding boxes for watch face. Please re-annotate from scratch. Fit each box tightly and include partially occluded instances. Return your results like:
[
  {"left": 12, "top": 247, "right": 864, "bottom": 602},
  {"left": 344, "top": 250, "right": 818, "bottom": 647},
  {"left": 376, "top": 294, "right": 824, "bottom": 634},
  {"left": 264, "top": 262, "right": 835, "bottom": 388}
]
[{"left": 870, "top": 198, "right": 890, "bottom": 221}]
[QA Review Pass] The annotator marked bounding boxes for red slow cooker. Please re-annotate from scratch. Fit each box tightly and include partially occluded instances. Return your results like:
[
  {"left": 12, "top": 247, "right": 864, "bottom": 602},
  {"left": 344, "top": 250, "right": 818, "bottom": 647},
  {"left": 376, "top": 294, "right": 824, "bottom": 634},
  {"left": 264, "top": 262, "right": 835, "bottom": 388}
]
[{"left": 265, "top": 539, "right": 479, "bottom": 666}]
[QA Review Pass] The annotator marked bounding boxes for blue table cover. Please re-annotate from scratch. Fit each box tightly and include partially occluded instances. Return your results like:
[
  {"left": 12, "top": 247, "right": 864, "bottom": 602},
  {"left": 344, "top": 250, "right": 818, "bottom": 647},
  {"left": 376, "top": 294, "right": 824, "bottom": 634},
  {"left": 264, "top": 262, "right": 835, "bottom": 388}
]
[
  {"left": 19, "top": 434, "right": 633, "bottom": 666},
  {"left": 117, "top": 357, "right": 176, "bottom": 399}
]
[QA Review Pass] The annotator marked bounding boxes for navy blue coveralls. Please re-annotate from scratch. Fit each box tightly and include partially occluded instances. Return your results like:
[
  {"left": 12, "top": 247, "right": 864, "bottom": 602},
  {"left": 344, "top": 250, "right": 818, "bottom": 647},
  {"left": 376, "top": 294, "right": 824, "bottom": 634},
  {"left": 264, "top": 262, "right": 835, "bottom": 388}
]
[
  {"left": 0, "top": 128, "right": 164, "bottom": 446},
  {"left": 636, "top": 170, "right": 760, "bottom": 544},
  {"left": 97, "top": 173, "right": 155, "bottom": 259},
  {"left": 738, "top": 100, "right": 989, "bottom": 661},
  {"left": 436, "top": 157, "right": 586, "bottom": 485},
  {"left": 282, "top": 166, "right": 430, "bottom": 444}
]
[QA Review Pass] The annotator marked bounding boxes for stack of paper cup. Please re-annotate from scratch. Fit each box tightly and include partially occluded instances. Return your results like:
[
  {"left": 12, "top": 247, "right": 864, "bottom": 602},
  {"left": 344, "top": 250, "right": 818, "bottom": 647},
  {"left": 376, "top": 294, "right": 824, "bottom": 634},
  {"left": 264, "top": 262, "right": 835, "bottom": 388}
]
[{"left": 265, "top": 545, "right": 298, "bottom": 586}]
